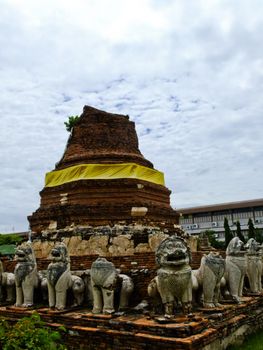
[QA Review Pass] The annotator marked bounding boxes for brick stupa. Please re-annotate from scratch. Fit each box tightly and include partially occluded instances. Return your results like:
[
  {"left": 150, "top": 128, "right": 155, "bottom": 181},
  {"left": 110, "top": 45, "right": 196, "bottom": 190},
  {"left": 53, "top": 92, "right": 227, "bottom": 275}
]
[{"left": 29, "top": 106, "right": 180, "bottom": 256}]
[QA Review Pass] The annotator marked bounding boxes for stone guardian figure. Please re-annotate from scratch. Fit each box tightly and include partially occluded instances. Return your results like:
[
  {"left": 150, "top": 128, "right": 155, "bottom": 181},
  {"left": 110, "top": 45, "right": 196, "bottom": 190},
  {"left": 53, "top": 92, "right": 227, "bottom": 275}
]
[
  {"left": 47, "top": 242, "right": 73, "bottom": 310},
  {"left": 192, "top": 252, "right": 225, "bottom": 308},
  {"left": 90, "top": 257, "right": 134, "bottom": 314},
  {"left": 14, "top": 242, "right": 38, "bottom": 307},
  {"left": 244, "top": 238, "right": 262, "bottom": 293},
  {"left": 148, "top": 236, "right": 192, "bottom": 318},
  {"left": 225, "top": 237, "right": 247, "bottom": 303},
  {"left": 0, "top": 259, "right": 15, "bottom": 304}
]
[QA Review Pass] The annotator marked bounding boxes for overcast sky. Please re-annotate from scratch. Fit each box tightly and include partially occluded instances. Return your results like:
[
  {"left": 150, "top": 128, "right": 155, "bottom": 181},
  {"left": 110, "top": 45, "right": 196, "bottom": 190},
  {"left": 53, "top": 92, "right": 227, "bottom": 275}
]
[{"left": 1, "top": 0, "right": 263, "bottom": 233}]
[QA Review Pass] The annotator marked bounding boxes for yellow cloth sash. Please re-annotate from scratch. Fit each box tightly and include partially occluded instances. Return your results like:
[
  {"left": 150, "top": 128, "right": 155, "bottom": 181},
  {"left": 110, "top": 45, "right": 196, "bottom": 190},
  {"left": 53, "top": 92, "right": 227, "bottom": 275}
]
[{"left": 45, "top": 163, "right": 165, "bottom": 187}]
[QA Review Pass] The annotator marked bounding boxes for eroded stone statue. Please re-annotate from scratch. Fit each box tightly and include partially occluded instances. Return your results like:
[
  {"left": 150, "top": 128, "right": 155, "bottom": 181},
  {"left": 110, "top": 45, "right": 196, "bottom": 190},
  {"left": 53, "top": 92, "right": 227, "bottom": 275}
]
[
  {"left": 71, "top": 275, "right": 85, "bottom": 306},
  {"left": 148, "top": 236, "right": 192, "bottom": 318},
  {"left": 90, "top": 257, "right": 133, "bottom": 314},
  {"left": 0, "top": 260, "right": 15, "bottom": 303},
  {"left": 244, "top": 238, "right": 262, "bottom": 293},
  {"left": 225, "top": 237, "right": 246, "bottom": 303},
  {"left": 14, "top": 242, "right": 38, "bottom": 307},
  {"left": 47, "top": 242, "right": 72, "bottom": 310},
  {"left": 40, "top": 269, "right": 85, "bottom": 307},
  {"left": 192, "top": 252, "right": 225, "bottom": 308}
]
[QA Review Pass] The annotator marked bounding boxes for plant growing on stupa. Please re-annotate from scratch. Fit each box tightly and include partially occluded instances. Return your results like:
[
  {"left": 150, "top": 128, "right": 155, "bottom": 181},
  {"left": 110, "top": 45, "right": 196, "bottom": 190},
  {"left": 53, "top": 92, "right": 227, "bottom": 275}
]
[{"left": 64, "top": 115, "right": 80, "bottom": 132}]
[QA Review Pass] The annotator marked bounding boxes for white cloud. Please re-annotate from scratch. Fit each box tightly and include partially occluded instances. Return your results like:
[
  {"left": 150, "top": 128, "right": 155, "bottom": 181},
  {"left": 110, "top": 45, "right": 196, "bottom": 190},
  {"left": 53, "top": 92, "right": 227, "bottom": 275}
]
[{"left": 0, "top": 0, "right": 263, "bottom": 231}]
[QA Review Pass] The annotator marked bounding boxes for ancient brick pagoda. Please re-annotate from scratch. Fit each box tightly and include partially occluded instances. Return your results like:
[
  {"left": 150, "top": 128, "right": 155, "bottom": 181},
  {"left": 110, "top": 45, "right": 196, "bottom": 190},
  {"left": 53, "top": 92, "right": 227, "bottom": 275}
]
[{"left": 28, "top": 106, "right": 180, "bottom": 256}]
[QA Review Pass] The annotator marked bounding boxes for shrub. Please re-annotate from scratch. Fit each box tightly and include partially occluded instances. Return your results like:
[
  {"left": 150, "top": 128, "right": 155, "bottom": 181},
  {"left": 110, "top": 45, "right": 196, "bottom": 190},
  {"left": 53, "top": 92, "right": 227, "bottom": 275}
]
[{"left": 0, "top": 312, "right": 67, "bottom": 350}]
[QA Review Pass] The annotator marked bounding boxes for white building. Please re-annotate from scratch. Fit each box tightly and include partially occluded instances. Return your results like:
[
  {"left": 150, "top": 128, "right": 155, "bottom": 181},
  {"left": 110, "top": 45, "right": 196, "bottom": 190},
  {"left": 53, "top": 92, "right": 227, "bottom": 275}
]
[{"left": 178, "top": 198, "right": 263, "bottom": 240}]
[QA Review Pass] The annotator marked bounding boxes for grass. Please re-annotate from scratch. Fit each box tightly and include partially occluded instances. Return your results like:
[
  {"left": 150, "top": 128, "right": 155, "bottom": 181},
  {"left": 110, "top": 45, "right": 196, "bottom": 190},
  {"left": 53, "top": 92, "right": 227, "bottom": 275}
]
[{"left": 227, "top": 329, "right": 263, "bottom": 349}]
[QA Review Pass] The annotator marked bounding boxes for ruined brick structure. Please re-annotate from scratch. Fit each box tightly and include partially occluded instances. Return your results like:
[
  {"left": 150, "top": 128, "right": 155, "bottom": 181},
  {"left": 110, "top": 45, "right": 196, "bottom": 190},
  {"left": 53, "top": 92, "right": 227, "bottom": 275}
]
[
  {"left": 28, "top": 106, "right": 180, "bottom": 257},
  {"left": 29, "top": 106, "right": 178, "bottom": 232}
]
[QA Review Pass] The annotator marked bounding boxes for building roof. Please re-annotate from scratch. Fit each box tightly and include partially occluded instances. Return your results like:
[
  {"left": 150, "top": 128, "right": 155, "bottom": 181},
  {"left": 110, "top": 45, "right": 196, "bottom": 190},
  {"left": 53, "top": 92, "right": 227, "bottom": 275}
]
[{"left": 178, "top": 198, "right": 263, "bottom": 215}]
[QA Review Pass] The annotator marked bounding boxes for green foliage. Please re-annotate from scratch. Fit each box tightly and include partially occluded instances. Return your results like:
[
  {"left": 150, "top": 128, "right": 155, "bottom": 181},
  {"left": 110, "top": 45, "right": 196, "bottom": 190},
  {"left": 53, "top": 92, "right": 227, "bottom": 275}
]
[
  {"left": 0, "top": 234, "right": 22, "bottom": 246},
  {"left": 64, "top": 115, "right": 80, "bottom": 132},
  {"left": 235, "top": 221, "right": 246, "bottom": 242},
  {"left": 255, "top": 228, "right": 263, "bottom": 244},
  {"left": 248, "top": 218, "right": 255, "bottom": 240},
  {"left": 202, "top": 230, "right": 225, "bottom": 249},
  {"left": 224, "top": 217, "right": 234, "bottom": 248},
  {"left": 227, "top": 329, "right": 263, "bottom": 349},
  {"left": 0, "top": 312, "right": 67, "bottom": 350}
]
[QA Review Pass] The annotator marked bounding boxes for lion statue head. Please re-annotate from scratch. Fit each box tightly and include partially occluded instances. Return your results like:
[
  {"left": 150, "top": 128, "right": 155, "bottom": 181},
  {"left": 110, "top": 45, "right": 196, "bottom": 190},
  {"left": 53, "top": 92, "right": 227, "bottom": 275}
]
[
  {"left": 156, "top": 236, "right": 191, "bottom": 267},
  {"left": 226, "top": 237, "right": 245, "bottom": 256},
  {"left": 49, "top": 242, "right": 69, "bottom": 263},
  {"left": 244, "top": 238, "right": 260, "bottom": 255},
  {"left": 15, "top": 242, "right": 36, "bottom": 263}
]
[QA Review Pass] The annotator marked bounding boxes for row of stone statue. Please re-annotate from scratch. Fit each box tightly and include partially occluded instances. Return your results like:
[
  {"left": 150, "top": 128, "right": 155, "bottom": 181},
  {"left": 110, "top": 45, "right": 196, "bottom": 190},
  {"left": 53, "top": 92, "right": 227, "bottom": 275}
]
[
  {"left": 0, "top": 236, "right": 262, "bottom": 318},
  {"left": 148, "top": 235, "right": 262, "bottom": 318},
  {"left": 0, "top": 242, "right": 134, "bottom": 313}
]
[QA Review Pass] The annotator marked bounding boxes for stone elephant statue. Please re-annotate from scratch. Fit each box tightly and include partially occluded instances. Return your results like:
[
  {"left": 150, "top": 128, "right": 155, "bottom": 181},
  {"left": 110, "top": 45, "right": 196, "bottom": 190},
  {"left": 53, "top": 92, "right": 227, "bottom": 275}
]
[
  {"left": 0, "top": 260, "right": 15, "bottom": 304},
  {"left": 90, "top": 257, "right": 134, "bottom": 314}
]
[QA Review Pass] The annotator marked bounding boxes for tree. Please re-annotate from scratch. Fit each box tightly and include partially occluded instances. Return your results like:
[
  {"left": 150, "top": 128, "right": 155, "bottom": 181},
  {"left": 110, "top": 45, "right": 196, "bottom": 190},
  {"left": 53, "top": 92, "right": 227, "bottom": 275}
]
[
  {"left": 235, "top": 221, "right": 245, "bottom": 242},
  {"left": 201, "top": 230, "right": 225, "bottom": 250},
  {"left": 64, "top": 115, "right": 80, "bottom": 132},
  {"left": 255, "top": 228, "right": 263, "bottom": 244},
  {"left": 0, "top": 234, "right": 22, "bottom": 246},
  {"left": 248, "top": 218, "right": 255, "bottom": 240},
  {"left": 224, "top": 217, "right": 233, "bottom": 248}
]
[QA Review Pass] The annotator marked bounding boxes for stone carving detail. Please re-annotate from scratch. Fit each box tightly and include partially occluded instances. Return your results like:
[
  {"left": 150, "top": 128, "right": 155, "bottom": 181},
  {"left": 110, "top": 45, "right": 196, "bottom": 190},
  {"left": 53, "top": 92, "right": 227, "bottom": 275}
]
[
  {"left": 192, "top": 252, "right": 225, "bottom": 308},
  {"left": 47, "top": 242, "right": 73, "bottom": 310},
  {"left": 90, "top": 257, "right": 133, "bottom": 314},
  {"left": 225, "top": 237, "right": 247, "bottom": 303},
  {"left": 14, "top": 242, "right": 38, "bottom": 307},
  {"left": 148, "top": 236, "right": 192, "bottom": 317},
  {"left": 244, "top": 238, "right": 262, "bottom": 293},
  {"left": 0, "top": 260, "right": 15, "bottom": 303}
]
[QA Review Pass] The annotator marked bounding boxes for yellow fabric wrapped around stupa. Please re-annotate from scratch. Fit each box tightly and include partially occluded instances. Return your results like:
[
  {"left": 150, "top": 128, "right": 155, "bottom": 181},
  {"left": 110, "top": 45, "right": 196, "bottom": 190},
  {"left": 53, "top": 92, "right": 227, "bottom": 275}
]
[{"left": 45, "top": 163, "right": 165, "bottom": 187}]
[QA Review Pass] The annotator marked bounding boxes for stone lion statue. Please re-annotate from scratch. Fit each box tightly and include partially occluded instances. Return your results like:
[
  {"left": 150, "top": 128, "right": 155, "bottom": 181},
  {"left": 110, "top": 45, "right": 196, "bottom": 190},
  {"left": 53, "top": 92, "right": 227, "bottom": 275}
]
[
  {"left": 0, "top": 260, "right": 15, "bottom": 304},
  {"left": 148, "top": 236, "right": 192, "bottom": 318},
  {"left": 14, "top": 242, "right": 38, "bottom": 307},
  {"left": 90, "top": 257, "right": 134, "bottom": 314},
  {"left": 244, "top": 238, "right": 262, "bottom": 293},
  {"left": 40, "top": 270, "right": 85, "bottom": 307},
  {"left": 47, "top": 242, "right": 73, "bottom": 310},
  {"left": 192, "top": 252, "right": 225, "bottom": 308},
  {"left": 225, "top": 237, "right": 247, "bottom": 303}
]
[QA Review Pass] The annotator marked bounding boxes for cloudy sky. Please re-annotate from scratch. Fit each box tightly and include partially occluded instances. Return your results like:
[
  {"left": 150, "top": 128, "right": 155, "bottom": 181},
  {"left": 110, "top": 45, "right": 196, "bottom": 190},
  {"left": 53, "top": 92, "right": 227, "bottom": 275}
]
[{"left": 0, "top": 0, "right": 263, "bottom": 233}]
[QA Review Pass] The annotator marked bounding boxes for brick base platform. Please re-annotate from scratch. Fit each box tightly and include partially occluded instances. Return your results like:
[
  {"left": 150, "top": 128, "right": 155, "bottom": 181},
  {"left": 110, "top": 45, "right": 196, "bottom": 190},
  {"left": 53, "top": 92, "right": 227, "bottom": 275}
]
[{"left": 1, "top": 296, "right": 263, "bottom": 349}]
